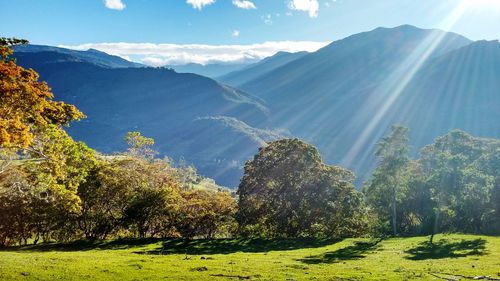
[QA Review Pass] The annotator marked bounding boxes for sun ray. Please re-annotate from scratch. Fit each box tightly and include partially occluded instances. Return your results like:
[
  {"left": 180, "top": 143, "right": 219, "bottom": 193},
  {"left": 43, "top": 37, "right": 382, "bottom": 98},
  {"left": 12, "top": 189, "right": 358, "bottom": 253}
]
[{"left": 340, "top": 1, "right": 470, "bottom": 168}]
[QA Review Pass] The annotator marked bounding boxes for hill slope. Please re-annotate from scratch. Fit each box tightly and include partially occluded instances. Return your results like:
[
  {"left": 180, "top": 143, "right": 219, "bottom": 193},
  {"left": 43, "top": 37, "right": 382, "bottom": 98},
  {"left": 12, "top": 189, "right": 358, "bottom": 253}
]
[
  {"left": 13, "top": 51, "right": 274, "bottom": 186},
  {"left": 170, "top": 62, "right": 251, "bottom": 78},
  {"left": 218, "top": 51, "right": 308, "bottom": 86}
]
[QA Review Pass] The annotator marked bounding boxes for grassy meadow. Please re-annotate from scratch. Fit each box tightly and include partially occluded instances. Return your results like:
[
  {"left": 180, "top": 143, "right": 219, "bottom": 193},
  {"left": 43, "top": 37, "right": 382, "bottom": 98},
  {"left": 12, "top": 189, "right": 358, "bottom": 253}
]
[{"left": 0, "top": 234, "right": 499, "bottom": 280}]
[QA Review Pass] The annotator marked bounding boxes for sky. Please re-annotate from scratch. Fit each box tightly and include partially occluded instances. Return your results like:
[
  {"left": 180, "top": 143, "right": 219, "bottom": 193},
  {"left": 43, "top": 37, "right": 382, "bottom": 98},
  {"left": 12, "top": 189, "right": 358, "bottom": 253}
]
[{"left": 1, "top": 0, "right": 500, "bottom": 66}]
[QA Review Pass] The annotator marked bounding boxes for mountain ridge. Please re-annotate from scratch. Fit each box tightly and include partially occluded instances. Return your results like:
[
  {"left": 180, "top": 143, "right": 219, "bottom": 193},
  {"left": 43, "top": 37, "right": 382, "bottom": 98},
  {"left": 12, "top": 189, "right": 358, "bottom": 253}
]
[{"left": 13, "top": 44, "right": 144, "bottom": 68}]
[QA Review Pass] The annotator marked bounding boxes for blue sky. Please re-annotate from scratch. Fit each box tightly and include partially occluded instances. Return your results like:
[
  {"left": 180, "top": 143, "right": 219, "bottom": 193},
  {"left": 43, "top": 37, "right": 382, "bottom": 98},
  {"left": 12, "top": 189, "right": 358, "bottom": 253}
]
[{"left": 1, "top": 0, "right": 500, "bottom": 65}]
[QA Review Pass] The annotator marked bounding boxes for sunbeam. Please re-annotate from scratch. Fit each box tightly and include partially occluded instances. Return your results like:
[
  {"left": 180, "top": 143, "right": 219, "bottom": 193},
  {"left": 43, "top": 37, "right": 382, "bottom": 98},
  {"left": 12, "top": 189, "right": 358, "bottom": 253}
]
[{"left": 340, "top": 1, "right": 471, "bottom": 168}]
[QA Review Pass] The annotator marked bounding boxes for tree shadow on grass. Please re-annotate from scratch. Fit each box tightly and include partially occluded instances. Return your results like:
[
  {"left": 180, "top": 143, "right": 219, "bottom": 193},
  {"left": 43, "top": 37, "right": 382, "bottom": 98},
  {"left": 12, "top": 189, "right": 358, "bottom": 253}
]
[
  {"left": 134, "top": 237, "right": 342, "bottom": 255},
  {"left": 405, "top": 238, "right": 487, "bottom": 260},
  {"left": 297, "top": 239, "right": 383, "bottom": 264},
  {"left": 1, "top": 237, "right": 341, "bottom": 254},
  {"left": 0, "top": 238, "right": 165, "bottom": 252}
]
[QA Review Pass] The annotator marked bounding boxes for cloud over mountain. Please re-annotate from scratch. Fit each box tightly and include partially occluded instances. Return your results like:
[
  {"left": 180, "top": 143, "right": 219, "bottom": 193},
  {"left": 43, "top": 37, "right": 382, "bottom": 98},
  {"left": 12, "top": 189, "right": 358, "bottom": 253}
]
[{"left": 59, "top": 41, "right": 329, "bottom": 66}]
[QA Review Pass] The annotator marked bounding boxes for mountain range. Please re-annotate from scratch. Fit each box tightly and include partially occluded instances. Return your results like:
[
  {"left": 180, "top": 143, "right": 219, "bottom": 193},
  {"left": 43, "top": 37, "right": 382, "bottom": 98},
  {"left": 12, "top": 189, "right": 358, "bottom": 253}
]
[{"left": 13, "top": 25, "right": 500, "bottom": 187}]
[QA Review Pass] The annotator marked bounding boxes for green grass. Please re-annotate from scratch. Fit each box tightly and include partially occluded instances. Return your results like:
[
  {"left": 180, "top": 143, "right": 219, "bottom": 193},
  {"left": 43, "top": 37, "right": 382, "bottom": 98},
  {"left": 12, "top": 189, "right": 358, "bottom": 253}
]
[{"left": 0, "top": 234, "right": 499, "bottom": 280}]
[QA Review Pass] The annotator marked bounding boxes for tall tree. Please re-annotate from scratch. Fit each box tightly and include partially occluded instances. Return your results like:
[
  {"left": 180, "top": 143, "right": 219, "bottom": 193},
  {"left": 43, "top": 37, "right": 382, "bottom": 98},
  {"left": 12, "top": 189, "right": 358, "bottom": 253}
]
[{"left": 364, "top": 125, "right": 410, "bottom": 236}]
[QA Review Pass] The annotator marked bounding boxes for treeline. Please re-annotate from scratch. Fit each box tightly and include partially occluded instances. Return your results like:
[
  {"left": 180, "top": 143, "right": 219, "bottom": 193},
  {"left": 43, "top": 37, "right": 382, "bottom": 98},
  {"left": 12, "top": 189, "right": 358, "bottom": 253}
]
[
  {"left": 364, "top": 126, "right": 500, "bottom": 238},
  {"left": 0, "top": 131, "right": 237, "bottom": 245},
  {"left": 1, "top": 38, "right": 499, "bottom": 246},
  {"left": 0, "top": 39, "right": 237, "bottom": 245}
]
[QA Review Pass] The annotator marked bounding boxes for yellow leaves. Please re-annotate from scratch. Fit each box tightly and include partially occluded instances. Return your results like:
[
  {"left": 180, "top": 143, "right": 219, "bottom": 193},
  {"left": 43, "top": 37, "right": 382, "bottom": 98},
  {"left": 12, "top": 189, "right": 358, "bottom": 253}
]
[
  {"left": 0, "top": 44, "right": 84, "bottom": 149},
  {"left": 0, "top": 46, "right": 13, "bottom": 58},
  {"left": 0, "top": 117, "right": 33, "bottom": 148},
  {"left": 125, "top": 132, "right": 157, "bottom": 159}
]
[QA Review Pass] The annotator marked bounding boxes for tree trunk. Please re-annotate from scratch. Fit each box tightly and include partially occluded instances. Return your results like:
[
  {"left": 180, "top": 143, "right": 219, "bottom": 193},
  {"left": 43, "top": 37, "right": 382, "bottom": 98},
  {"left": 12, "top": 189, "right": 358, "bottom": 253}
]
[
  {"left": 392, "top": 189, "right": 397, "bottom": 236},
  {"left": 430, "top": 209, "right": 440, "bottom": 245}
]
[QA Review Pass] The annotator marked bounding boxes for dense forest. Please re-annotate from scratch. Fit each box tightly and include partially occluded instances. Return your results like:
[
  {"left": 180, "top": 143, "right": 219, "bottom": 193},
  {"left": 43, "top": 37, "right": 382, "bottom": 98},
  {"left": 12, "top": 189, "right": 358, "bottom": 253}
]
[{"left": 1, "top": 38, "right": 499, "bottom": 247}]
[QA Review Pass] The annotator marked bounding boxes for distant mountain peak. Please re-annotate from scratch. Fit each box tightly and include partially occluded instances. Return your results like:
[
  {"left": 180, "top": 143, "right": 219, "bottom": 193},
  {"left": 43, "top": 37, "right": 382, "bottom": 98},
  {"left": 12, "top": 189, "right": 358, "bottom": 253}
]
[
  {"left": 12, "top": 44, "right": 143, "bottom": 68},
  {"left": 86, "top": 48, "right": 107, "bottom": 54}
]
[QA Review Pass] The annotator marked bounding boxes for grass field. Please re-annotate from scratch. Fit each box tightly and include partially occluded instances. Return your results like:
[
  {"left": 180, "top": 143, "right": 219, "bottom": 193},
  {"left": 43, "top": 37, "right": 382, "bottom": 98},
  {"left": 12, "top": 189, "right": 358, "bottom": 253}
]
[{"left": 0, "top": 234, "right": 499, "bottom": 280}]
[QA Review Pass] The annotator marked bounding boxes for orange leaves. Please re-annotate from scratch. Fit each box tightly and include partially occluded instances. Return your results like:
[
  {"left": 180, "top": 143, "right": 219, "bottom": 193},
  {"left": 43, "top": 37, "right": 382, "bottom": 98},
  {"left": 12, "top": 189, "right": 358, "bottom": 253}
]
[
  {"left": 0, "top": 43, "right": 84, "bottom": 149},
  {"left": 0, "top": 117, "right": 33, "bottom": 148}
]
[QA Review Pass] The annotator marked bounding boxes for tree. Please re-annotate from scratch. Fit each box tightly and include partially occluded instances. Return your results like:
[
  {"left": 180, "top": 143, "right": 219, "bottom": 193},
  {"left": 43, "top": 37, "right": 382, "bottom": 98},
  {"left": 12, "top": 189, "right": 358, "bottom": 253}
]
[
  {"left": 0, "top": 38, "right": 83, "bottom": 151},
  {"left": 364, "top": 125, "right": 410, "bottom": 236},
  {"left": 77, "top": 161, "right": 133, "bottom": 240},
  {"left": 237, "top": 139, "right": 367, "bottom": 238},
  {"left": 421, "top": 131, "right": 500, "bottom": 241},
  {"left": 0, "top": 39, "right": 94, "bottom": 244},
  {"left": 119, "top": 156, "right": 181, "bottom": 238},
  {"left": 364, "top": 129, "right": 499, "bottom": 239},
  {"left": 0, "top": 127, "right": 97, "bottom": 244},
  {"left": 125, "top": 132, "right": 157, "bottom": 159},
  {"left": 472, "top": 149, "right": 500, "bottom": 234},
  {"left": 177, "top": 189, "right": 237, "bottom": 238}
]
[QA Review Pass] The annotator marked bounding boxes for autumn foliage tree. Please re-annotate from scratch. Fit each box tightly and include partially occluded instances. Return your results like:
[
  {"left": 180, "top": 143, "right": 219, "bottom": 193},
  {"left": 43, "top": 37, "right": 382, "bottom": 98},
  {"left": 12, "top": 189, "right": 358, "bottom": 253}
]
[
  {"left": 0, "top": 39, "right": 94, "bottom": 245},
  {"left": 0, "top": 37, "right": 83, "bottom": 151}
]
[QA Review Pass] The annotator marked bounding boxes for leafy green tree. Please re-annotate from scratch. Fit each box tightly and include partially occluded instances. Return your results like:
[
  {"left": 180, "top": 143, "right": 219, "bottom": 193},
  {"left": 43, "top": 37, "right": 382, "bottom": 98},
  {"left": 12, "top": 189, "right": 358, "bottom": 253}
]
[
  {"left": 364, "top": 125, "right": 410, "bottom": 236},
  {"left": 238, "top": 139, "right": 367, "bottom": 238},
  {"left": 177, "top": 189, "right": 237, "bottom": 238},
  {"left": 77, "top": 161, "right": 133, "bottom": 240},
  {"left": 419, "top": 130, "right": 499, "bottom": 242},
  {"left": 120, "top": 157, "right": 181, "bottom": 238},
  {"left": 0, "top": 127, "right": 96, "bottom": 244}
]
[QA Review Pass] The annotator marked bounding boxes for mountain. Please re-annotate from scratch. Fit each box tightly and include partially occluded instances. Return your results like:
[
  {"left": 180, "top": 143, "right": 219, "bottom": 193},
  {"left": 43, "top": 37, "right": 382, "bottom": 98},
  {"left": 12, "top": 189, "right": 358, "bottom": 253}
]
[
  {"left": 235, "top": 25, "right": 472, "bottom": 101},
  {"left": 12, "top": 25, "right": 500, "bottom": 188},
  {"left": 13, "top": 50, "right": 275, "bottom": 187},
  {"left": 222, "top": 25, "right": 500, "bottom": 184},
  {"left": 399, "top": 39, "right": 500, "bottom": 142},
  {"left": 13, "top": 44, "right": 143, "bottom": 68},
  {"left": 170, "top": 62, "right": 253, "bottom": 78},
  {"left": 218, "top": 51, "right": 308, "bottom": 86}
]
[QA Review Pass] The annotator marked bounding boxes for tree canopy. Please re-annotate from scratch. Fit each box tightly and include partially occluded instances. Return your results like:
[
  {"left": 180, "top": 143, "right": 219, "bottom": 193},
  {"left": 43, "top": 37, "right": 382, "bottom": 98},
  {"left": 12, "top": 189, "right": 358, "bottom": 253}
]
[{"left": 237, "top": 139, "right": 367, "bottom": 238}]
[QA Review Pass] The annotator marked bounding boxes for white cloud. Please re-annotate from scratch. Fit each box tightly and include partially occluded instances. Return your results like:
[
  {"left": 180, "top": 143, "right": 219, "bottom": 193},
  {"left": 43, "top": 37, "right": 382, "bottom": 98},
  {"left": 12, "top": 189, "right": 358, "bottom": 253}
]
[
  {"left": 232, "top": 0, "right": 256, "bottom": 9},
  {"left": 232, "top": 30, "right": 240, "bottom": 37},
  {"left": 104, "top": 0, "right": 125, "bottom": 10},
  {"left": 59, "top": 41, "right": 330, "bottom": 66},
  {"left": 288, "top": 0, "right": 319, "bottom": 18},
  {"left": 186, "top": 0, "right": 216, "bottom": 10}
]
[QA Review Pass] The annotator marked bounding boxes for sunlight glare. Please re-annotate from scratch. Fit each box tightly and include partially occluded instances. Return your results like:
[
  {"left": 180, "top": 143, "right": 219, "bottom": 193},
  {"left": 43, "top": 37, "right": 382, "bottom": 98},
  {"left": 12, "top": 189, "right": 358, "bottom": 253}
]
[{"left": 463, "top": 0, "right": 500, "bottom": 9}]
